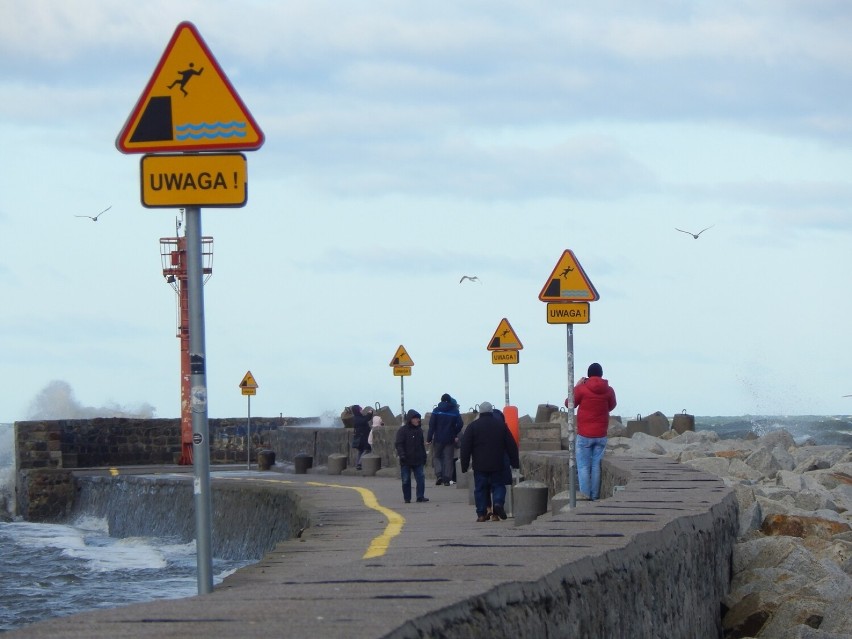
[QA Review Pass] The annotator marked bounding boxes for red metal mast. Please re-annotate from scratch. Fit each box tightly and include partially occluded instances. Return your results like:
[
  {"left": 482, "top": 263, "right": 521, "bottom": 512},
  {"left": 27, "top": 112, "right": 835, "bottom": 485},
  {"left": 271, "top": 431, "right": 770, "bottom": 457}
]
[{"left": 161, "top": 232, "right": 213, "bottom": 465}]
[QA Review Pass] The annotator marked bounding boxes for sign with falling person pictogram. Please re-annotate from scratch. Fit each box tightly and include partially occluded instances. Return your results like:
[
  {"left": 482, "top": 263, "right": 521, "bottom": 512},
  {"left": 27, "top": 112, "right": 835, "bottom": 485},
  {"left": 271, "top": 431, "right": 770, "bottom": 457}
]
[
  {"left": 487, "top": 318, "right": 523, "bottom": 351},
  {"left": 117, "top": 21, "right": 264, "bottom": 154},
  {"left": 538, "top": 250, "right": 599, "bottom": 302}
]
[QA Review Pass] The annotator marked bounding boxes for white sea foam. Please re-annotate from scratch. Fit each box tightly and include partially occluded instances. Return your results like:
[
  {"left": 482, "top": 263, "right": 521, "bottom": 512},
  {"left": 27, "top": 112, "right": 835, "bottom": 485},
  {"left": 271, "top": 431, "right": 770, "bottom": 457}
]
[{"left": 65, "top": 537, "right": 168, "bottom": 572}]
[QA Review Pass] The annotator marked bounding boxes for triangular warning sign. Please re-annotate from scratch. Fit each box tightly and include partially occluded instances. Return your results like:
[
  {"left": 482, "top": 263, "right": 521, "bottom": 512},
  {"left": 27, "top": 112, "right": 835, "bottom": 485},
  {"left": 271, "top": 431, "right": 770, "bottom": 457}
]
[
  {"left": 538, "top": 250, "right": 599, "bottom": 302},
  {"left": 487, "top": 318, "right": 523, "bottom": 351},
  {"left": 239, "top": 370, "right": 258, "bottom": 389},
  {"left": 389, "top": 345, "right": 414, "bottom": 367},
  {"left": 117, "top": 22, "right": 264, "bottom": 154}
]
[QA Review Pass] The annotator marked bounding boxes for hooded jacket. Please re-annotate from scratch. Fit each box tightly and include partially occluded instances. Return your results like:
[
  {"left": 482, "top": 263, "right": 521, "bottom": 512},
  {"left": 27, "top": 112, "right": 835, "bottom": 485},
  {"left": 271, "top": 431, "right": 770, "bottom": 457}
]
[
  {"left": 426, "top": 400, "right": 463, "bottom": 444},
  {"left": 459, "top": 411, "right": 520, "bottom": 474},
  {"left": 571, "top": 376, "right": 617, "bottom": 438},
  {"left": 351, "top": 406, "right": 371, "bottom": 451},
  {"left": 395, "top": 410, "right": 427, "bottom": 466}
]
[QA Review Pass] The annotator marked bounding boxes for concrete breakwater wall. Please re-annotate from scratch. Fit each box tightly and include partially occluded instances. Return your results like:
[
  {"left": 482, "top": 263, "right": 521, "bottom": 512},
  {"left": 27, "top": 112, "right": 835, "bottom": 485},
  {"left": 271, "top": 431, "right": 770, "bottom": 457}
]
[
  {"left": 71, "top": 475, "right": 310, "bottom": 560},
  {"left": 390, "top": 455, "right": 738, "bottom": 639}
]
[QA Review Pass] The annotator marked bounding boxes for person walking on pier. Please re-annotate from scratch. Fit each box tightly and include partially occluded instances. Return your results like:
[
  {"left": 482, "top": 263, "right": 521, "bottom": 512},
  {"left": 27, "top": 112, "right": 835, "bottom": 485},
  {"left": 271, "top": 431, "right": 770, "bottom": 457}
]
[
  {"left": 427, "top": 393, "right": 463, "bottom": 486},
  {"left": 569, "top": 362, "right": 617, "bottom": 501},
  {"left": 395, "top": 409, "right": 429, "bottom": 503},
  {"left": 460, "top": 401, "right": 519, "bottom": 522},
  {"left": 351, "top": 405, "right": 371, "bottom": 470}
]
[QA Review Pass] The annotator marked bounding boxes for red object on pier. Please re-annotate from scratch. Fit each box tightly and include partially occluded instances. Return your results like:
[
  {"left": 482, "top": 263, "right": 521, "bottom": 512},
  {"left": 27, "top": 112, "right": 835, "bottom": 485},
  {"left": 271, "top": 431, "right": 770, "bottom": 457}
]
[
  {"left": 160, "top": 234, "right": 213, "bottom": 465},
  {"left": 503, "top": 405, "right": 520, "bottom": 447}
]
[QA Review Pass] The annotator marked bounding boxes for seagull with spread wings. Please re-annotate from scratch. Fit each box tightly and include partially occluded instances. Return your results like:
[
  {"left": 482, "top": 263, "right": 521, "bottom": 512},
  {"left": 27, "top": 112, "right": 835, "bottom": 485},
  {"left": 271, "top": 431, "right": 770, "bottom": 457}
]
[
  {"left": 75, "top": 206, "right": 111, "bottom": 222},
  {"left": 459, "top": 275, "right": 481, "bottom": 283},
  {"left": 675, "top": 225, "right": 713, "bottom": 239}
]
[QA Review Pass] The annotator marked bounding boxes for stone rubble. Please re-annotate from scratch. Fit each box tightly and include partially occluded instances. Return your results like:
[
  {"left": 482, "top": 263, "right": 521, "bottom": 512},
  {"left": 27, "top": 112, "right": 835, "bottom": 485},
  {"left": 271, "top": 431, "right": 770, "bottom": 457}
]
[{"left": 605, "top": 423, "right": 852, "bottom": 639}]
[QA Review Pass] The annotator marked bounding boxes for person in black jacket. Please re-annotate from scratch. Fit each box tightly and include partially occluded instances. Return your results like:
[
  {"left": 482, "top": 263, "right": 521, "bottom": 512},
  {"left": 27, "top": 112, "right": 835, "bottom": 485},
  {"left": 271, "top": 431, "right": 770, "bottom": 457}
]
[
  {"left": 460, "top": 401, "right": 519, "bottom": 522},
  {"left": 394, "top": 409, "right": 429, "bottom": 503},
  {"left": 350, "top": 405, "right": 371, "bottom": 470}
]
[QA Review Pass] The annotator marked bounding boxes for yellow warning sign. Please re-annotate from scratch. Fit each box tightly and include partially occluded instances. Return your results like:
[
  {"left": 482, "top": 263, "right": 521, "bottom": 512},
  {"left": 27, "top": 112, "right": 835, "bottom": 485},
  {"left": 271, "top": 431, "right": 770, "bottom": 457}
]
[
  {"left": 117, "top": 22, "right": 264, "bottom": 154},
  {"left": 240, "top": 370, "right": 257, "bottom": 396},
  {"left": 491, "top": 351, "right": 519, "bottom": 365},
  {"left": 389, "top": 345, "right": 414, "bottom": 367},
  {"left": 141, "top": 153, "right": 247, "bottom": 207},
  {"left": 487, "top": 318, "right": 523, "bottom": 351},
  {"left": 393, "top": 366, "right": 412, "bottom": 377},
  {"left": 538, "top": 250, "right": 599, "bottom": 302}
]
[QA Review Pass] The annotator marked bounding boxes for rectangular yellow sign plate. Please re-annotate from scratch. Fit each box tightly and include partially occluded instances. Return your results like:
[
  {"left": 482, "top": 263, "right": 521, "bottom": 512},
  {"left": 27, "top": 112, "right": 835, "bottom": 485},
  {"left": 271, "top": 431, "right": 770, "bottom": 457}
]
[
  {"left": 393, "top": 366, "right": 412, "bottom": 377},
  {"left": 546, "top": 302, "right": 590, "bottom": 324},
  {"left": 241, "top": 388, "right": 257, "bottom": 396},
  {"left": 491, "top": 350, "right": 519, "bottom": 365},
  {"left": 141, "top": 153, "right": 247, "bottom": 207}
]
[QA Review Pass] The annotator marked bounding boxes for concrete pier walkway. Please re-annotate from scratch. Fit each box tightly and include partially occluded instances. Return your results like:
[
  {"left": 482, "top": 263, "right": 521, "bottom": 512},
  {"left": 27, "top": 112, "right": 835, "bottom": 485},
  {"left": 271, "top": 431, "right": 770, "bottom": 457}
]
[{"left": 6, "top": 456, "right": 736, "bottom": 639}]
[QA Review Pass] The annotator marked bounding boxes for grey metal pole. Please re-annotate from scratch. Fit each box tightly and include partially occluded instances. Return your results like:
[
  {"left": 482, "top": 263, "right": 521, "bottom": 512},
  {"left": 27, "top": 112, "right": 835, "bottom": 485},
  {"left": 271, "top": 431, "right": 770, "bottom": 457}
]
[
  {"left": 246, "top": 395, "right": 251, "bottom": 470},
  {"left": 400, "top": 376, "right": 405, "bottom": 419},
  {"left": 503, "top": 363, "right": 510, "bottom": 406},
  {"left": 185, "top": 206, "right": 214, "bottom": 595},
  {"left": 566, "top": 324, "right": 576, "bottom": 508}
]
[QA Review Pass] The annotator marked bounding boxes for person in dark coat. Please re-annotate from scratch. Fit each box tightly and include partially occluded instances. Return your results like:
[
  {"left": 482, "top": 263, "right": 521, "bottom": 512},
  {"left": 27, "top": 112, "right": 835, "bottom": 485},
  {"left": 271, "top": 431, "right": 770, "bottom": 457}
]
[
  {"left": 426, "top": 393, "right": 464, "bottom": 485},
  {"left": 394, "top": 409, "right": 429, "bottom": 503},
  {"left": 460, "top": 401, "right": 519, "bottom": 522},
  {"left": 350, "top": 405, "right": 371, "bottom": 470}
]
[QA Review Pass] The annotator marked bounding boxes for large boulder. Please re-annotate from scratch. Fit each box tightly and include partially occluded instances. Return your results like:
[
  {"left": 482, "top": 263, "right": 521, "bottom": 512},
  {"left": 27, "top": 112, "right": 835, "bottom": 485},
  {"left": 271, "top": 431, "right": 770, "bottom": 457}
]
[{"left": 760, "top": 514, "right": 851, "bottom": 540}]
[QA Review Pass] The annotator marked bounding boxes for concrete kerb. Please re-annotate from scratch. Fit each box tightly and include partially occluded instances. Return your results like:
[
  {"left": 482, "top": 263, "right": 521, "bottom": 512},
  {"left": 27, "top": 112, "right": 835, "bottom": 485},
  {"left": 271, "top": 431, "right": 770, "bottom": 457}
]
[{"left": 6, "top": 454, "right": 737, "bottom": 639}]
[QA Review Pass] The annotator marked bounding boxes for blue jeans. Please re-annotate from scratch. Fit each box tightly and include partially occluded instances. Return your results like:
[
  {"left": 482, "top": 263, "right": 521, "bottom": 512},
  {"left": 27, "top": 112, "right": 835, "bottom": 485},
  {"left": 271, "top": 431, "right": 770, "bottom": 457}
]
[
  {"left": 473, "top": 470, "right": 507, "bottom": 516},
  {"left": 400, "top": 464, "right": 425, "bottom": 502},
  {"left": 576, "top": 434, "right": 607, "bottom": 500}
]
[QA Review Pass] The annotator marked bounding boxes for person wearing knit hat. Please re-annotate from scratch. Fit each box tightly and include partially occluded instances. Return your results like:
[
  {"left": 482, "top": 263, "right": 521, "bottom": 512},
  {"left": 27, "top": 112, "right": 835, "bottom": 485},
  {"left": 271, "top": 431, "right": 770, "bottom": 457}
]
[
  {"left": 459, "top": 401, "right": 520, "bottom": 522},
  {"left": 394, "top": 409, "right": 429, "bottom": 503},
  {"left": 568, "top": 362, "right": 617, "bottom": 500},
  {"left": 427, "top": 392, "right": 464, "bottom": 486}
]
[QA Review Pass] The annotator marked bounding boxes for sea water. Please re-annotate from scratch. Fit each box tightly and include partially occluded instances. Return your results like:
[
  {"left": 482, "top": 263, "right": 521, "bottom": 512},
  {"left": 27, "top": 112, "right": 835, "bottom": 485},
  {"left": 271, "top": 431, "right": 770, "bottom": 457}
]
[
  {"left": 0, "top": 423, "right": 249, "bottom": 633},
  {"left": 1, "top": 415, "right": 850, "bottom": 633}
]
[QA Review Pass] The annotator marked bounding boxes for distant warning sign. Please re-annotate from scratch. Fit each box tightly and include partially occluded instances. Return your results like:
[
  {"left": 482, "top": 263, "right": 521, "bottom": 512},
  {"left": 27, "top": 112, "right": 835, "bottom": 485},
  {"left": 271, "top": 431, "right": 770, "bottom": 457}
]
[
  {"left": 492, "top": 351, "right": 519, "bottom": 365},
  {"left": 487, "top": 318, "right": 523, "bottom": 351},
  {"left": 117, "top": 21, "right": 264, "bottom": 154},
  {"left": 538, "top": 250, "right": 599, "bottom": 302},
  {"left": 389, "top": 345, "right": 414, "bottom": 367},
  {"left": 239, "top": 370, "right": 258, "bottom": 396}
]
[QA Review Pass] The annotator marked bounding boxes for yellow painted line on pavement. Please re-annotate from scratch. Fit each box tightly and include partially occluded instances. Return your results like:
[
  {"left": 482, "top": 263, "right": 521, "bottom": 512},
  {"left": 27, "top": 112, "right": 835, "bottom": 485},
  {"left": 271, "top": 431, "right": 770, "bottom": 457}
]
[{"left": 225, "top": 476, "right": 405, "bottom": 559}]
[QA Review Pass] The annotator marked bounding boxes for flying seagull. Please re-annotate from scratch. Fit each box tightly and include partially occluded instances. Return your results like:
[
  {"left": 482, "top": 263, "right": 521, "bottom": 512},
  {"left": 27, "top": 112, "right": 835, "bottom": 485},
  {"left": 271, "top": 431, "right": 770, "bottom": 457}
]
[
  {"left": 675, "top": 225, "right": 713, "bottom": 239},
  {"left": 459, "top": 275, "right": 481, "bottom": 283},
  {"left": 76, "top": 206, "right": 111, "bottom": 222}
]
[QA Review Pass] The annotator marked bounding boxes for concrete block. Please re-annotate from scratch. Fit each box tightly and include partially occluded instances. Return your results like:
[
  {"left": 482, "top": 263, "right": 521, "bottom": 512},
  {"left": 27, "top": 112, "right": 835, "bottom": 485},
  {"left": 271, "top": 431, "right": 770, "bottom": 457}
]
[
  {"left": 513, "top": 480, "right": 548, "bottom": 526},
  {"left": 361, "top": 453, "right": 381, "bottom": 476},
  {"left": 327, "top": 453, "right": 347, "bottom": 475}
]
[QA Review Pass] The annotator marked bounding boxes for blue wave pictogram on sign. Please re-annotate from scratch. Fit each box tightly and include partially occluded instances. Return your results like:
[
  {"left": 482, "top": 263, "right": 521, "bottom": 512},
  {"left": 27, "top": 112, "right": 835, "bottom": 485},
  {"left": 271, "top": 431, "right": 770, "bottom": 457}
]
[{"left": 175, "top": 121, "right": 248, "bottom": 140}]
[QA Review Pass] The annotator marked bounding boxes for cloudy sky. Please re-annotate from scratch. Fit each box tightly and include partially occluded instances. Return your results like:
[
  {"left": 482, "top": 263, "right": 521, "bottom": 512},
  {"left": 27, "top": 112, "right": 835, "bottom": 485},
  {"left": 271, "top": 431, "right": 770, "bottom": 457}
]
[{"left": 1, "top": 0, "right": 851, "bottom": 423}]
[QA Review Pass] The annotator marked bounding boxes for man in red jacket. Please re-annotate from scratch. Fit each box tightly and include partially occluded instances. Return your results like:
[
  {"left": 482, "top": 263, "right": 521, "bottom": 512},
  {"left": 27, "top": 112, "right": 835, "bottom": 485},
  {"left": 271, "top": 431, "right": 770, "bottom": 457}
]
[{"left": 568, "top": 362, "right": 617, "bottom": 500}]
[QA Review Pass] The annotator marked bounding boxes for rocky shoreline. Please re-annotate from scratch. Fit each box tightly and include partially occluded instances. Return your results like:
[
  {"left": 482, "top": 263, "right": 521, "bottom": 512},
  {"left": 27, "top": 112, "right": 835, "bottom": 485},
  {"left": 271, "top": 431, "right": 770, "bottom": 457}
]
[{"left": 603, "top": 418, "right": 852, "bottom": 638}]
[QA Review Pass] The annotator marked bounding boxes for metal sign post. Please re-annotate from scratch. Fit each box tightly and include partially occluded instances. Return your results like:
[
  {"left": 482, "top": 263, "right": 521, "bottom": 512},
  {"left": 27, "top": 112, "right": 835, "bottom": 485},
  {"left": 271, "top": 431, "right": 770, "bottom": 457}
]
[
  {"left": 246, "top": 394, "right": 252, "bottom": 470},
  {"left": 504, "top": 364, "right": 510, "bottom": 406},
  {"left": 390, "top": 345, "right": 413, "bottom": 420},
  {"left": 118, "top": 21, "right": 264, "bottom": 596},
  {"left": 565, "top": 324, "right": 576, "bottom": 508},
  {"left": 185, "top": 206, "right": 213, "bottom": 594},
  {"left": 487, "top": 318, "right": 522, "bottom": 409},
  {"left": 239, "top": 371, "right": 258, "bottom": 470},
  {"left": 538, "top": 249, "right": 599, "bottom": 511}
]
